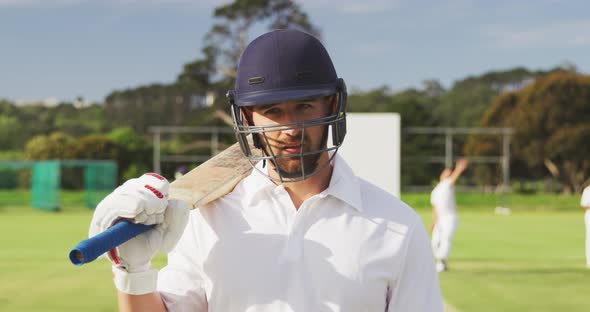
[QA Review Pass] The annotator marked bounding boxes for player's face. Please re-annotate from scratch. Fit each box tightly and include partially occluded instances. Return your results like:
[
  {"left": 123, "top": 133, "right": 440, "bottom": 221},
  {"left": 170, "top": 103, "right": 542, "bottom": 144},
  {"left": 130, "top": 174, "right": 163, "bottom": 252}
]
[{"left": 249, "top": 97, "right": 333, "bottom": 178}]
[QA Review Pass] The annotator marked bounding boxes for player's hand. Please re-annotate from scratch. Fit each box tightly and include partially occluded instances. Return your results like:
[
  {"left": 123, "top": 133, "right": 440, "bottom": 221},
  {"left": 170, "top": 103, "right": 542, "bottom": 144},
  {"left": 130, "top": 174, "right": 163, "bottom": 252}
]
[
  {"left": 102, "top": 199, "right": 189, "bottom": 273},
  {"left": 88, "top": 173, "right": 189, "bottom": 294},
  {"left": 456, "top": 158, "right": 469, "bottom": 170}
]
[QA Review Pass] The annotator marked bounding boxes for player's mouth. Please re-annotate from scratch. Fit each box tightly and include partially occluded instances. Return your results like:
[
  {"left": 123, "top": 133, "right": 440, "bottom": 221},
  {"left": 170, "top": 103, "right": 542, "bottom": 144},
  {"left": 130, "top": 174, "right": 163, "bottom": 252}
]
[{"left": 282, "top": 144, "right": 302, "bottom": 154}]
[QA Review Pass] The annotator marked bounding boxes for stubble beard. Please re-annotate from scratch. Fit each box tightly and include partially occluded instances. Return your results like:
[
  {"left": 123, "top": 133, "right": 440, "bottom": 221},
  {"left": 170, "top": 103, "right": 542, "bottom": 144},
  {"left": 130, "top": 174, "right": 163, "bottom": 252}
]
[
  {"left": 265, "top": 135, "right": 323, "bottom": 179},
  {"left": 274, "top": 152, "right": 321, "bottom": 179}
]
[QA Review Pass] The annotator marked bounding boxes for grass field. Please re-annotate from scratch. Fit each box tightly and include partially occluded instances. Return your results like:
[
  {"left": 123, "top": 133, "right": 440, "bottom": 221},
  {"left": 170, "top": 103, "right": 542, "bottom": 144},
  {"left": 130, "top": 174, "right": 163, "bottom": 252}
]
[{"left": 1, "top": 190, "right": 588, "bottom": 311}]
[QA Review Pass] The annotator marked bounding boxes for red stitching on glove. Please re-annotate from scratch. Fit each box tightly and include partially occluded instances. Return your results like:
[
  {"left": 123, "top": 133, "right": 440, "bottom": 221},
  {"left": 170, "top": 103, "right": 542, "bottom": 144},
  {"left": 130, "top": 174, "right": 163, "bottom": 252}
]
[
  {"left": 144, "top": 184, "right": 163, "bottom": 198},
  {"left": 108, "top": 217, "right": 134, "bottom": 266},
  {"left": 145, "top": 173, "right": 164, "bottom": 180},
  {"left": 109, "top": 248, "right": 120, "bottom": 265}
]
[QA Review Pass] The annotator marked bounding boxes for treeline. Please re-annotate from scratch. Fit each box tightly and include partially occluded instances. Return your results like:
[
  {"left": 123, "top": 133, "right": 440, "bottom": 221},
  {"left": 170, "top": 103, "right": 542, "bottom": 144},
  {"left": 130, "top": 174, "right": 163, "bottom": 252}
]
[
  {"left": 2, "top": 66, "right": 589, "bottom": 193},
  {"left": 352, "top": 66, "right": 590, "bottom": 193}
]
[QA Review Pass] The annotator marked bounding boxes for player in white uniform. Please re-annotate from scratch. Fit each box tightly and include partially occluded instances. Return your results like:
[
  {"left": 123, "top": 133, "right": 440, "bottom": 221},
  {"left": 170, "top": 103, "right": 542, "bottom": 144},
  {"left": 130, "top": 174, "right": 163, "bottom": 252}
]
[
  {"left": 88, "top": 29, "right": 443, "bottom": 311},
  {"left": 430, "top": 158, "right": 468, "bottom": 272},
  {"left": 581, "top": 185, "right": 590, "bottom": 268}
]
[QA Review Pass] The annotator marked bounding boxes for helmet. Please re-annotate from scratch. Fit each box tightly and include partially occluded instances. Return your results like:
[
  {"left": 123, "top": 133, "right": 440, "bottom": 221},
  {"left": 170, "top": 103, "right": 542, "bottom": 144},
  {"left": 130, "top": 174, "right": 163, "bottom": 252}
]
[{"left": 228, "top": 29, "right": 347, "bottom": 182}]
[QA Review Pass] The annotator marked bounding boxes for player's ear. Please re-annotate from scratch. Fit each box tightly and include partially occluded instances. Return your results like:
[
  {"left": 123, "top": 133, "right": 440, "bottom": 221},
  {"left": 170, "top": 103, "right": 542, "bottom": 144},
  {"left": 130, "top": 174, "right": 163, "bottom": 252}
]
[{"left": 241, "top": 106, "right": 264, "bottom": 150}]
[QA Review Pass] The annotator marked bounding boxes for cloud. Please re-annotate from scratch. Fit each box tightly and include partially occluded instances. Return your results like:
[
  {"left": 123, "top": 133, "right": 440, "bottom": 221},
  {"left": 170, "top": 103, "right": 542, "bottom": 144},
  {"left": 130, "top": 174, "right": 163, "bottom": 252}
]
[
  {"left": 15, "top": 96, "right": 60, "bottom": 107},
  {"left": 483, "top": 20, "right": 590, "bottom": 48}
]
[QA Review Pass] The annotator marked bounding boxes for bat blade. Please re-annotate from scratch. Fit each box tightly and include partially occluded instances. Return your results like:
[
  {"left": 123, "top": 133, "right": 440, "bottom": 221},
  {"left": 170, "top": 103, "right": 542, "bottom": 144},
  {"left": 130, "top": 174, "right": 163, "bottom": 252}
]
[
  {"left": 69, "top": 137, "right": 257, "bottom": 266},
  {"left": 169, "top": 138, "right": 254, "bottom": 208}
]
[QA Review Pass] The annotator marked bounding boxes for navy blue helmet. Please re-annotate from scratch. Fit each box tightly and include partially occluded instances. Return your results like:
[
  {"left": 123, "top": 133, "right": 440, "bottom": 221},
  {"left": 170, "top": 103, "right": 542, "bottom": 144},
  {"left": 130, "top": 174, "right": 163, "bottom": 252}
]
[{"left": 228, "top": 29, "right": 347, "bottom": 182}]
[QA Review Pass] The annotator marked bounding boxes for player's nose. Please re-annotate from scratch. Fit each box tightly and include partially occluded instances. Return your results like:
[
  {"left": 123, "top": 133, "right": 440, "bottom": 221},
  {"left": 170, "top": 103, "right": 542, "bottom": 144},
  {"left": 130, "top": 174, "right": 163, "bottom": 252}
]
[{"left": 277, "top": 113, "right": 305, "bottom": 136}]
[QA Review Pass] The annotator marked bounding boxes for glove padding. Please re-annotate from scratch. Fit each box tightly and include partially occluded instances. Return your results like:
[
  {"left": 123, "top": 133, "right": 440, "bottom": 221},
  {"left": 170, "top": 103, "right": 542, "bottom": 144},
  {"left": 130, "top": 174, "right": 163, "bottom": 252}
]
[
  {"left": 90, "top": 173, "right": 170, "bottom": 234},
  {"left": 89, "top": 173, "right": 190, "bottom": 295},
  {"left": 110, "top": 201, "right": 189, "bottom": 295},
  {"left": 89, "top": 173, "right": 189, "bottom": 272},
  {"left": 112, "top": 199, "right": 189, "bottom": 272}
]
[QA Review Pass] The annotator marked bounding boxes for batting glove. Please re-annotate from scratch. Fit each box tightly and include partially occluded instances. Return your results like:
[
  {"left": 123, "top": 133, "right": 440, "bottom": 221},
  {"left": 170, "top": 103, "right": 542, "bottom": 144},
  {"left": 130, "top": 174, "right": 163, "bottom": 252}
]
[{"left": 88, "top": 173, "right": 189, "bottom": 294}]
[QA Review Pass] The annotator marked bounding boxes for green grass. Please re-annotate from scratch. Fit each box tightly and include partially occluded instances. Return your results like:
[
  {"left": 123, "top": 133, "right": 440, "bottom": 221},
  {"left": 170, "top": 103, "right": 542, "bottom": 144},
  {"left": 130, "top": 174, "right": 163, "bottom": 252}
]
[
  {"left": 0, "top": 190, "right": 165, "bottom": 311},
  {"left": 417, "top": 211, "right": 589, "bottom": 312},
  {"left": 0, "top": 190, "right": 588, "bottom": 311},
  {"left": 403, "top": 191, "right": 582, "bottom": 212}
]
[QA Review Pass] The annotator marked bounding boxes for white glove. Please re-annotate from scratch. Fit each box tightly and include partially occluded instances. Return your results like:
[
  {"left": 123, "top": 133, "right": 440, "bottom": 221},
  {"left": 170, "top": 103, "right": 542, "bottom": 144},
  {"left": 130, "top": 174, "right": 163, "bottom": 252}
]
[{"left": 89, "top": 173, "right": 189, "bottom": 294}]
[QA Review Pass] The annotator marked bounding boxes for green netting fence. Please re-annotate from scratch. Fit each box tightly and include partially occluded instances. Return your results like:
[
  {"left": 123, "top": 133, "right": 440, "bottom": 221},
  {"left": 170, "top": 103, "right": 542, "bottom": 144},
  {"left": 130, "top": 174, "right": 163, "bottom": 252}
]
[
  {"left": 79, "top": 161, "right": 118, "bottom": 209},
  {"left": 0, "top": 160, "right": 117, "bottom": 211},
  {"left": 31, "top": 161, "right": 60, "bottom": 211}
]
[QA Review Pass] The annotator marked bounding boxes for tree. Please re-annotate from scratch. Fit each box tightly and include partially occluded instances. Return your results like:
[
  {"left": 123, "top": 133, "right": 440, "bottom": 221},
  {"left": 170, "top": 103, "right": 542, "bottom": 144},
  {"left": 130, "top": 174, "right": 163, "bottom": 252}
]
[
  {"left": 347, "top": 86, "right": 394, "bottom": 112},
  {"left": 436, "top": 67, "right": 553, "bottom": 127},
  {"left": 107, "top": 0, "right": 322, "bottom": 131},
  {"left": 545, "top": 125, "right": 590, "bottom": 192},
  {"left": 0, "top": 115, "right": 22, "bottom": 150},
  {"left": 104, "top": 83, "right": 215, "bottom": 134},
  {"left": 465, "top": 71, "right": 590, "bottom": 192},
  {"left": 347, "top": 86, "right": 442, "bottom": 186},
  {"left": 107, "top": 127, "right": 152, "bottom": 181},
  {"left": 58, "top": 134, "right": 122, "bottom": 188},
  {"left": 66, "top": 135, "right": 120, "bottom": 160},
  {"left": 24, "top": 132, "right": 75, "bottom": 160},
  {"left": 203, "top": 0, "right": 320, "bottom": 80},
  {"left": 422, "top": 79, "right": 445, "bottom": 97}
]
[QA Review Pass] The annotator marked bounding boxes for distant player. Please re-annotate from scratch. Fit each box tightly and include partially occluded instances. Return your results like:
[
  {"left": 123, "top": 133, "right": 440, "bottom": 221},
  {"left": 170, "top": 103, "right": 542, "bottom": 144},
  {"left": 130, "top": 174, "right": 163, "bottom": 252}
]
[
  {"left": 430, "top": 158, "right": 468, "bottom": 272},
  {"left": 581, "top": 185, "right": 590, "bottom": 269}
]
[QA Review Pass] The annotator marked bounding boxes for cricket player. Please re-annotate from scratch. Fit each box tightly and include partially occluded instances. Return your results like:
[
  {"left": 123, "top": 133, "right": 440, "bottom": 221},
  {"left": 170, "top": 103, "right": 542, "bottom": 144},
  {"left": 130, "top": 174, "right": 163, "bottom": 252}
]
[
  {"left": 89, "top": 29, "right": 443, "bottom": 311},
  {"left": 582, "top": 185, "right": 590, "bottom": 268},
  {"left": 430, "top": 158, "right": 468, "bottom": 272}
]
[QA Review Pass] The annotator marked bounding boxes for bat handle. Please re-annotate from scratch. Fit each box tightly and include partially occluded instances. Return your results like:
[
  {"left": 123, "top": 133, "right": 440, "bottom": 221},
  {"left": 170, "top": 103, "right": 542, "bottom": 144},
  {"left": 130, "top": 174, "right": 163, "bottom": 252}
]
[{"left": 69, "top": 221, "right": 154, "bottom": 266}]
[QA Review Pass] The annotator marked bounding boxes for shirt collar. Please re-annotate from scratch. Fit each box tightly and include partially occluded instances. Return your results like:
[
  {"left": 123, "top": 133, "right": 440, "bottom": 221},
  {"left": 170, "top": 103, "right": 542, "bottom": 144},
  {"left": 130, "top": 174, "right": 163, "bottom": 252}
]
[
  {"left": 242, "top": 160, "right": 277, "bottom": 206},
  {"left": 242, "top": 152, "right": 363, "bottom": 212},
  {"left": 323, "top": 152, "right": 364, "bottom": 212}
]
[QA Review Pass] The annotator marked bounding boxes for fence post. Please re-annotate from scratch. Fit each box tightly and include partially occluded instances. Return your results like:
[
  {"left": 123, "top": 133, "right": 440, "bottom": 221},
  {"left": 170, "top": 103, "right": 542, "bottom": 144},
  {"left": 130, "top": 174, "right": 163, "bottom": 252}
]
[
  {"left": 445, "top": 129, "right": 453, "bottom": 168},
  {"left": 153, "top": 128, "right": 161, "bottom": 174}
]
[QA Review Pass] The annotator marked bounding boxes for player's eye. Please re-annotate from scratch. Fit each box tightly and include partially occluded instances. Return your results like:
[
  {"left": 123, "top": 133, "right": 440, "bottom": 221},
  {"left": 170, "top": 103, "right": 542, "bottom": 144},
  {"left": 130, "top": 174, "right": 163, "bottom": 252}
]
[
  {"left": 296, "top": 103, "right": 314, "bottom": 111},
  {"left": 263, "top": 107, "right": 282, "bottom": 116}
]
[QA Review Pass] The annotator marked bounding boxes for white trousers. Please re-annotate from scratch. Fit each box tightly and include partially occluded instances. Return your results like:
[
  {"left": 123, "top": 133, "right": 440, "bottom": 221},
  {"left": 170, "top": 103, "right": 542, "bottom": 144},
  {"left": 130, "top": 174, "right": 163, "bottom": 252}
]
[
  {"left": 432, "top": 215, "right": 458, "bottom": 261},
  {"left": 585, "top": 210, "right": 590, "bottom": 267}
]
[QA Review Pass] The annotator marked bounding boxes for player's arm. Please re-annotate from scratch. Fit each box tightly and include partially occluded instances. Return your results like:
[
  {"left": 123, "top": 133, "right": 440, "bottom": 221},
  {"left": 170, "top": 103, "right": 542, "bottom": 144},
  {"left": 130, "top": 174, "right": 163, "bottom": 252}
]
[
  {"left": 448, "top": 158, "right": 468, "bottom": 185},
  {"left": 581, "top": 187, "right": 590, "bottom": 210},
  {"left": 118, "top": 292, "right": 166, "bottom": 312},
  {"left": 430, "top": 206, "right": 437, "bottom": 233},
  {"left": 387, "top": 220, "right": 443, "bottom": 311},
  {"left": 87, "top": 174, "right": 189, "bottom": 311}
]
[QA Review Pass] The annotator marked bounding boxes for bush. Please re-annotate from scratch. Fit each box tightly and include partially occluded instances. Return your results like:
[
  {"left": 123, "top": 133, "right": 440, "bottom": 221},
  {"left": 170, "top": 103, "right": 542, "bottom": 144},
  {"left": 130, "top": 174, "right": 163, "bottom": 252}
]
[{"left": 0, "top": 169, "right": 18, "bottom": 189}]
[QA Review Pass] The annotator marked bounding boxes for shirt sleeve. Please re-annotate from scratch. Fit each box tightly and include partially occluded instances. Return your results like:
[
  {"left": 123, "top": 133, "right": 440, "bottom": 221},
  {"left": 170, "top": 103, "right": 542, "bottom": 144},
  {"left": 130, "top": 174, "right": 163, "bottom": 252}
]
[
  {"left": 157, "top": 212, "right": 209, "bottom": 311},
  {"left": 582, "top": 187, "right": 590, "bottom": 207},
  {"left": 388, "top": 220, "right": 444, "bottom": 312}
]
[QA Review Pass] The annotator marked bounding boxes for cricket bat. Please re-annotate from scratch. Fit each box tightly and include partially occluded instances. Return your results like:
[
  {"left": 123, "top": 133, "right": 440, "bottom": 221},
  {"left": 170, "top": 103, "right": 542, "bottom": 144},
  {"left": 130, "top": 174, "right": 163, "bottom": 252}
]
[{"left": 68, "top": 137, "right": 258, "bottom": 266}]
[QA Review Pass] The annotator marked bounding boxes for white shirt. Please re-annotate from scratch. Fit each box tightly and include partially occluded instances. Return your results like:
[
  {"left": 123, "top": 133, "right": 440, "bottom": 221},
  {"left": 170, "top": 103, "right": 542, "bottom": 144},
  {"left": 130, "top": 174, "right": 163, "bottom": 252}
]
[
  {"left": 430, "top": 179, "right": 456, "bottom": 218},
  {"left": 581, "top": 186, "right": 590, "bottom": 208},
  {"left": 157, "top": 154, "right": 442, "bottom": 312}
]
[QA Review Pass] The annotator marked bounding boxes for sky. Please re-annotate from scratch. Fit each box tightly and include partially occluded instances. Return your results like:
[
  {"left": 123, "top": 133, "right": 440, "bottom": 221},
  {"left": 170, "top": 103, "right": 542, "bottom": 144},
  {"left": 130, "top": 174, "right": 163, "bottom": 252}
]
[{"left": 1, "top": 0, "right": 589, "bottom": 104}]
